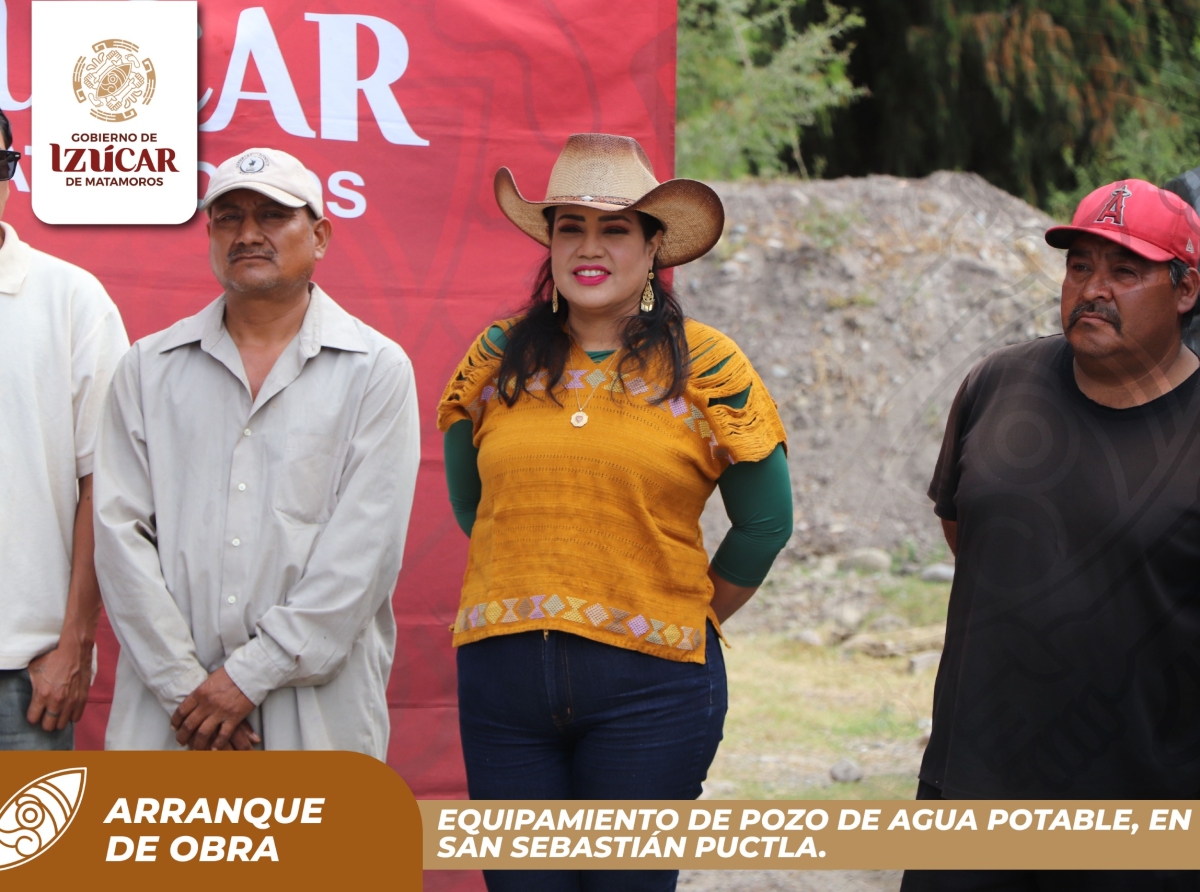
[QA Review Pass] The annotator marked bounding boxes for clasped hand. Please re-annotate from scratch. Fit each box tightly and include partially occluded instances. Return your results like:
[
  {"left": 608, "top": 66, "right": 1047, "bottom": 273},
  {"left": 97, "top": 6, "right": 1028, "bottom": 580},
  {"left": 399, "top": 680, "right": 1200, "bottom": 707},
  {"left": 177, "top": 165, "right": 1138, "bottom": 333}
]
[
  {"left": 170, "top": 667, "right": 260, "bottom": 751},
  {"left": 27, "top": 643, "right": 93, "bottom": 732}
]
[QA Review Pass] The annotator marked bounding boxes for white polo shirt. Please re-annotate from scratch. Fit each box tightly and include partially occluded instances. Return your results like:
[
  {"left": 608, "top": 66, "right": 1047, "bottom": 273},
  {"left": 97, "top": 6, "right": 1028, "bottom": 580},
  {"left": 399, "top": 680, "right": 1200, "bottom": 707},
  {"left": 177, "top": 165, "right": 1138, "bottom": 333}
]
[{"left": 0, "top": 222, "right": 128, "bottom": 669}]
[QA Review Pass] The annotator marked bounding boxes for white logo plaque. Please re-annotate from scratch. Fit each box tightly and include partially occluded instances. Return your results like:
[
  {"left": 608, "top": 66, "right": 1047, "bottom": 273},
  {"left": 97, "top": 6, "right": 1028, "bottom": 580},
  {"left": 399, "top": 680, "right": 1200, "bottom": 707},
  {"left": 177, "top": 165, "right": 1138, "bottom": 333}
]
[{"left": 31, "top": 1, "right": 197, "bottom": 224}]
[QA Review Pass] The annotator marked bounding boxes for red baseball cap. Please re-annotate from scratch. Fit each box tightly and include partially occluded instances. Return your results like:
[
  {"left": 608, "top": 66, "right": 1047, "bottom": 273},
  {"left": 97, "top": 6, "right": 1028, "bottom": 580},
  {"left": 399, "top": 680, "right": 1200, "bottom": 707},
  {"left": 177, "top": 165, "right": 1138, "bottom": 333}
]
[{"left": 1045, "top": 179, "right": 1200, "bottom": 266}]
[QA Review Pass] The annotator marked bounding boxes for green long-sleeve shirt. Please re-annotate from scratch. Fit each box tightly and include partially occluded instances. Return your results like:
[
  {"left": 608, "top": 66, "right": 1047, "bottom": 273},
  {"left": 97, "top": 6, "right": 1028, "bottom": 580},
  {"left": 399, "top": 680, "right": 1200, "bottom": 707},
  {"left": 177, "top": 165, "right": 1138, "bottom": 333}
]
[{"left": 443, "top": 330, "right": 793, "bottom": 587}]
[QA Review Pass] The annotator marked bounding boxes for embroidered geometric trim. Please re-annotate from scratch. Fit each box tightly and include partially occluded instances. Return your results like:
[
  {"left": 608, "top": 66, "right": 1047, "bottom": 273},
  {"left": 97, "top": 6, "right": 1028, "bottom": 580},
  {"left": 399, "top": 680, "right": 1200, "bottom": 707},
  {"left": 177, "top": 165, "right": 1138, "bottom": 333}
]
[
  {"left": 464, "top": 370, "right": 731, "bottom": 463},
  {"left": 453, "top": 595, "right": 703, "bottom": 653}
]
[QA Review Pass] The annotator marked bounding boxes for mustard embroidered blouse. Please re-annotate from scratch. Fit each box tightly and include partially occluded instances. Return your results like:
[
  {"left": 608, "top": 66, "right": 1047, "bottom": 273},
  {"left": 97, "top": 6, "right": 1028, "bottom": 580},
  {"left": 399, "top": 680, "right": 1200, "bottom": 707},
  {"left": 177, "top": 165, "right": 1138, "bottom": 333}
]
[{"left": 436, "top": 318, "right": 788, "bottom": 663}]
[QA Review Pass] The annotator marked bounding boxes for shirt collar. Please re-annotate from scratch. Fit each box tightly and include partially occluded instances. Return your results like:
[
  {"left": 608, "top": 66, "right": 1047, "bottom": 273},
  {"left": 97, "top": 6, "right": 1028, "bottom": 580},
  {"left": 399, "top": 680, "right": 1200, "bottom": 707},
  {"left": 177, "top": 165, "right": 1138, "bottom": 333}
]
[
  {"left": 157, "top": 295, "right": 224, "bottom": 353},
  {"left": 157, "top": 282, "right": 369, "bottom": 356},
  {"left": 0, "top": 222, "right": 35, "bottom": 295},
  {"left": 301, "top": 283, "right": 369, "bottom": 356}
]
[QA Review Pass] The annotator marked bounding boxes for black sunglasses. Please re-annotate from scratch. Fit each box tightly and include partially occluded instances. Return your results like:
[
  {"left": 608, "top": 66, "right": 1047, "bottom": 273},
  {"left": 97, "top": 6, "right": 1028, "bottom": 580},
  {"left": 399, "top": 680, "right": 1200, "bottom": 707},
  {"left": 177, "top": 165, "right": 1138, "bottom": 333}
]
[{"left": 0, "top": 149, "right": 20, "bottom": 182}]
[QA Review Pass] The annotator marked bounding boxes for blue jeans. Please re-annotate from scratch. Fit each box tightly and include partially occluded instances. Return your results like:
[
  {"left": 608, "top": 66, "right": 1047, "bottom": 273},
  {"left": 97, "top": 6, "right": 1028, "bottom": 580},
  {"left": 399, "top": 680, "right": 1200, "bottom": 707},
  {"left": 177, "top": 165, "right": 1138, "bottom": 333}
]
[
  {"left": 457, "top": 624, "right": 728, "bottom": 892},
  {"left": 0, "top": 669, "right": 74, "bottom": 750}
]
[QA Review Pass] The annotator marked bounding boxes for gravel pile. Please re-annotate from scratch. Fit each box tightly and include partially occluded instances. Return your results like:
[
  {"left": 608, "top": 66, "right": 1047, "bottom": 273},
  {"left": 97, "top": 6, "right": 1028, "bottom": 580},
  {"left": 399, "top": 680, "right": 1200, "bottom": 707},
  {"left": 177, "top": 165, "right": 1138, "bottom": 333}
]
[{"left": 679, "top": 172, "right": 1064, "bottom": 560}]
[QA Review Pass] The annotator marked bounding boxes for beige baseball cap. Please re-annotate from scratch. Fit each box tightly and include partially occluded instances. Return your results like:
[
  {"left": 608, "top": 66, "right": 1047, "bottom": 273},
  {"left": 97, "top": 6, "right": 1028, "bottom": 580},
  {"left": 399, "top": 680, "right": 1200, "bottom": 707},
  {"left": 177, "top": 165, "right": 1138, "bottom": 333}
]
[{"left": 200, "top": 147, "right": 324, "bottom": 217}]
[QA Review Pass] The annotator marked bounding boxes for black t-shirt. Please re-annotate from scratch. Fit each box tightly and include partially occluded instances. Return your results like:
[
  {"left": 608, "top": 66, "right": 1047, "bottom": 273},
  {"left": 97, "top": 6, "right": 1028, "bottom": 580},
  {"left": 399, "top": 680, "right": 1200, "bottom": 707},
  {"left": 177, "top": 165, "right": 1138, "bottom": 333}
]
[{"left": 924, "top": 335, "right": 1200, "bottom": 798}]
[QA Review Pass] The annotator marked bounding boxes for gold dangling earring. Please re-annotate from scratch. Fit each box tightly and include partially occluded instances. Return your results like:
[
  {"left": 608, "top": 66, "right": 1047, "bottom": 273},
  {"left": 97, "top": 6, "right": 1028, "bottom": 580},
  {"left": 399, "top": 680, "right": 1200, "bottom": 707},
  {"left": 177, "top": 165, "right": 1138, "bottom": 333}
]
[
  {"left": 552, "top": 286, "right": 560, "bottom": 313},
  {"left": 640, "top": 271, "right": 656, "bottom": 313}
]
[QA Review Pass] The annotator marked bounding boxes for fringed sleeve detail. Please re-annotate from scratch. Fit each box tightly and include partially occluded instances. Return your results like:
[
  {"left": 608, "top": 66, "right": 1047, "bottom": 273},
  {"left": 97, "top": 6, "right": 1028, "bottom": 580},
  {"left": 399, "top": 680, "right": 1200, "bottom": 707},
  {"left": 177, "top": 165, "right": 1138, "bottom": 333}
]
[
  {"left": 686, "top": 321, "right": 788, "bottom": 465},
  {"left": 435, "top": 320, "right": 514, "bottom": 433}
]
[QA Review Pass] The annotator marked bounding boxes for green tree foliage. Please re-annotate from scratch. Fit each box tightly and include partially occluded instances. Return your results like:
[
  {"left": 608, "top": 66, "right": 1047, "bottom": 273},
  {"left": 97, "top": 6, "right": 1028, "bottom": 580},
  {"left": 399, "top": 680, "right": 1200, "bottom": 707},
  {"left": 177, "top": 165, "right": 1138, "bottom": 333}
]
[
  {"left": 1045, "top": 23, "right": 1200, "bottom": 217},
  {"left": 677, "top": 0, "right": 867, "bottom": 179},
  {"left": 797, "top": 0, "right": 1200, "bottom": 212}
]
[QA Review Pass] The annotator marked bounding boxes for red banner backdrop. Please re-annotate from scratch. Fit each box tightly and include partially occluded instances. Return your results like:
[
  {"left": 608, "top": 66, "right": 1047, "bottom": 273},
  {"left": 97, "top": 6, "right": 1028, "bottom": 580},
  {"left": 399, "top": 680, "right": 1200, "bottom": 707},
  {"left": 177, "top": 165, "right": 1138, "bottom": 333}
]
[{"left": 2, "top": 0, "right": 675, "bottom": 808}]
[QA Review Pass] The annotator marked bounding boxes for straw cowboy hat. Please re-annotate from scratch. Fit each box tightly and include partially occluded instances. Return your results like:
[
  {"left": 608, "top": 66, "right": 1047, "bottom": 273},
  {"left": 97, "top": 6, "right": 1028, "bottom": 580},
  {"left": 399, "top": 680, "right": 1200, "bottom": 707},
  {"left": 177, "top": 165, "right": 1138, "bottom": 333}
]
[{"left": 494, "top": 133, "right": 725, "bottom": 268}]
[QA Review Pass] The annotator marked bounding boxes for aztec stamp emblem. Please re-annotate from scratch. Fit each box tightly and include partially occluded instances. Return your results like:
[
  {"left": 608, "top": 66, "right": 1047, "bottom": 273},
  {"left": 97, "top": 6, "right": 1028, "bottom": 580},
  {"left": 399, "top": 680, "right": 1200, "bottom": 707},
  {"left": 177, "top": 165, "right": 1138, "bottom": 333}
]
[
  {"left": 73, "top": 38, "right": 156, "bottom": 122},
  {"left": 0, "top": 768, "right": 87, "bottom": 870}
]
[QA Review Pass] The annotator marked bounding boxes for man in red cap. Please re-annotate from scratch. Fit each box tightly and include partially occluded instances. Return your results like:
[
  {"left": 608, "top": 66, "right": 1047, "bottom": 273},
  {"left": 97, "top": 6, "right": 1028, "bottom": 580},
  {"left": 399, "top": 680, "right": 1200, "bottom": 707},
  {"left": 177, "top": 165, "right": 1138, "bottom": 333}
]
[{"left": 903, "top": 180, "right": 1200, "bottom": 891}]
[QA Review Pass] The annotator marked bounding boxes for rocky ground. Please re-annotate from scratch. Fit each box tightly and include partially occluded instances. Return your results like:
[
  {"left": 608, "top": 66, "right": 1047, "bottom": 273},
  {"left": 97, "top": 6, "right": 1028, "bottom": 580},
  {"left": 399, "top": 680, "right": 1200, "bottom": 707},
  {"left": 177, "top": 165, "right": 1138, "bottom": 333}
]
[
  {"left": 673, "top": 556, "right": 948, "bottom": 892},
  {"left": 670, "top": 171, "right": 1067, "bottom": 892},
  {"left": 678, "top": 171, "right": 1065, "bottom": 561}
]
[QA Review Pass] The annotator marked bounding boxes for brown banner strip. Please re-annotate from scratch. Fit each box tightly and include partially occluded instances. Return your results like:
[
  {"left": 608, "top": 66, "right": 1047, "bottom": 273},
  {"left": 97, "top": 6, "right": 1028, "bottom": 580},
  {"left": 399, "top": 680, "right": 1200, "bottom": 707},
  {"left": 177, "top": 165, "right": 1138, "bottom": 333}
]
[
  {"left": 419, "top": 799, "right": 1200, "bottom": 871},
  {"left": 0, "top": 753, "right": 421, "bottom": 888}
]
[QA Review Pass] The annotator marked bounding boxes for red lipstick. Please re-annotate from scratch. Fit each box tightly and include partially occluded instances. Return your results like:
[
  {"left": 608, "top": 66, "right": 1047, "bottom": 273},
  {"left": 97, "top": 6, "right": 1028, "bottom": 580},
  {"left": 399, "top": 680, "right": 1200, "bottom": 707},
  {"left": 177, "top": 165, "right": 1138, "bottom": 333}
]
[{"left": 572, "top": 265, "right": 610, "bottom": 286}]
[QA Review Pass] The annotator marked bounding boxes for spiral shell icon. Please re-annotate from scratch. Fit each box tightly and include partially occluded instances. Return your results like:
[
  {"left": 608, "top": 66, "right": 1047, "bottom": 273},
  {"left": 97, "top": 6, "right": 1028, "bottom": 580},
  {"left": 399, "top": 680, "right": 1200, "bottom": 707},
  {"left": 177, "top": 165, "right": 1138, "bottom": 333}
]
[{"left": 0, "top": 769, "right": 86, "bottom": 870}]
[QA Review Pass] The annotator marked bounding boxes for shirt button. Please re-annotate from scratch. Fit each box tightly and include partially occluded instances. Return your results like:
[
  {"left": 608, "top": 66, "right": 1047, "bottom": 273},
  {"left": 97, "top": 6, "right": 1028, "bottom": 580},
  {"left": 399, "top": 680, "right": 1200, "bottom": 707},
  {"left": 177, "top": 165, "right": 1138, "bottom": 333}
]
[
  {"left": 231, "top": 538, "right": 241, "bottom": 546},
  {"left": 237, "top": 483, "right": 247, "bottom": 491},
  {"left": 227, "top": 595, "right": 237, "bottom": 604},
  {"left": 243, "top": 428, "right": 252, "bottom": 437}
]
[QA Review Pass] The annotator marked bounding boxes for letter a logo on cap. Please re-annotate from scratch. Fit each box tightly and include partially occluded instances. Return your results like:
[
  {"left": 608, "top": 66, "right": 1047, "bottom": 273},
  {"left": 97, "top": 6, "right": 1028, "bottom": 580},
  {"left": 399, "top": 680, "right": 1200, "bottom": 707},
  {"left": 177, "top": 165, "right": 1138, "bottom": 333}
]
[{"left": 1095, "top": 184, "right": 1133, "bottom": 226}]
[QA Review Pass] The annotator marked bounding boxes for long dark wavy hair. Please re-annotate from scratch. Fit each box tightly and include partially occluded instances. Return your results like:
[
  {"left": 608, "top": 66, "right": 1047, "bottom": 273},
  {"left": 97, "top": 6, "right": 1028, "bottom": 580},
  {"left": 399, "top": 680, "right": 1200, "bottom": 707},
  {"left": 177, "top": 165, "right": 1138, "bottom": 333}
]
[{"left": 496, "top": 209, "right": 690, "bottom": 407}]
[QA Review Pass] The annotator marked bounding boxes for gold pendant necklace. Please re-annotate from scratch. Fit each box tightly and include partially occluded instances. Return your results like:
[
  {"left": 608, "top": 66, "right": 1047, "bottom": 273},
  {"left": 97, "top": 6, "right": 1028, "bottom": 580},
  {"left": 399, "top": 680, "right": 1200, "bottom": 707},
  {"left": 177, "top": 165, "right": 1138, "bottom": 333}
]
[{"left": 570, "top": 349, "right": 619, "bottom": 428}]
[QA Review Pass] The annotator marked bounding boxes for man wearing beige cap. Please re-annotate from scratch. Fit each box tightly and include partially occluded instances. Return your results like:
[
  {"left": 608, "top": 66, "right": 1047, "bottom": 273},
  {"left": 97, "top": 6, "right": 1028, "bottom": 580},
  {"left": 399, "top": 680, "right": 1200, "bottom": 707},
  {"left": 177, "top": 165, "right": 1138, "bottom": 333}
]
[{"left": 94, "top": 148, "right": 420, "bottom": 756}]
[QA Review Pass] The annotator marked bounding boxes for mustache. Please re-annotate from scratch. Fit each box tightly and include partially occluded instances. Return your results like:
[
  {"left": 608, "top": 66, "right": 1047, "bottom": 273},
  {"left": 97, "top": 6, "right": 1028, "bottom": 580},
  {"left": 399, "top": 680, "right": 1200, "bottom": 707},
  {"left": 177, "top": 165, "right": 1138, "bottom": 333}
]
[
  {"left": 1067, "top": 301, "right": 1122, "bottom": 333},
  {"left": 227, "top": 246, "right": 276, "bottom": 263}
]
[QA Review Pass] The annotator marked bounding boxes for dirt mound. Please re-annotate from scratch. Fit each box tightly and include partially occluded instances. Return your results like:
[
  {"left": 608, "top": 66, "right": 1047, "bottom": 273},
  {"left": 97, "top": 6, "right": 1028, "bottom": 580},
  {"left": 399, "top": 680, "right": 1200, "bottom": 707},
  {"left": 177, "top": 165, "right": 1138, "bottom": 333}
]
[{"left": 679, "top": 171, "right": 1064, "bottom": 560}]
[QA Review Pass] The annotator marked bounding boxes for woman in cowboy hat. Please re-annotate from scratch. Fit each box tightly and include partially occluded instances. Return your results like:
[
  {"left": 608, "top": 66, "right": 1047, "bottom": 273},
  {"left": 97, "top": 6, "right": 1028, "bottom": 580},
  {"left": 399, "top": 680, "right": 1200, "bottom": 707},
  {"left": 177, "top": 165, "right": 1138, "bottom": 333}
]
[{"left": 437, "top": 133, "right": 792, "bottom": 892}]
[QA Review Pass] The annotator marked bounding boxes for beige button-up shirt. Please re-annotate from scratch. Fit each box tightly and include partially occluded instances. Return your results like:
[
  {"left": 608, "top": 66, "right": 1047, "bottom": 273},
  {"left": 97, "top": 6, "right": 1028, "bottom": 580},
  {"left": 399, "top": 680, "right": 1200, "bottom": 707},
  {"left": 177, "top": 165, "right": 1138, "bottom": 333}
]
[{"left": 94, "top": 286, "right": 419, "bottom": 757}]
